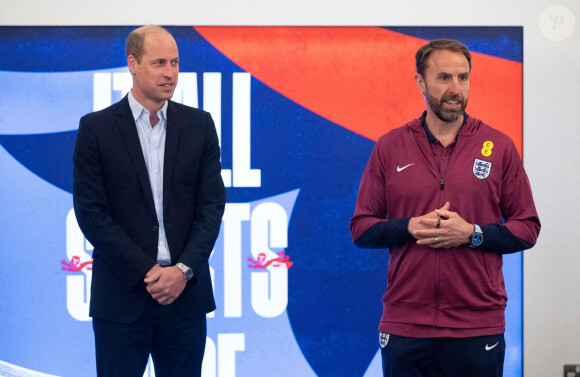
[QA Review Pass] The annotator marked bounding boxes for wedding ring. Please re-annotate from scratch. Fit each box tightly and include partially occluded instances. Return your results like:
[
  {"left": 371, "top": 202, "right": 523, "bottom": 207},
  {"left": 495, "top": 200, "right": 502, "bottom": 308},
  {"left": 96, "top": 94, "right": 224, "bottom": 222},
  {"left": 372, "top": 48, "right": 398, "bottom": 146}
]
[
  {"left": 435, "top": 237, "right": 439, "bottom": 243},
  {"left": 436, "top": 218, "right": 441, "bottom": 228}
]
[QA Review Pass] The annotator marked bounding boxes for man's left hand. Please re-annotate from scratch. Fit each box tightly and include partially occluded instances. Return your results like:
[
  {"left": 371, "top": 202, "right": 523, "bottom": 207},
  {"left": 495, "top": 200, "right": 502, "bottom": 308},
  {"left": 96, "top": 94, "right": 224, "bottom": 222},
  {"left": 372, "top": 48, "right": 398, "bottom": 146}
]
[
  {"left": 412, "top": 207, "right": 474, "bottom": 249},
  {"left": 144, "top": 266, "right": 187, "bottom": 305}
]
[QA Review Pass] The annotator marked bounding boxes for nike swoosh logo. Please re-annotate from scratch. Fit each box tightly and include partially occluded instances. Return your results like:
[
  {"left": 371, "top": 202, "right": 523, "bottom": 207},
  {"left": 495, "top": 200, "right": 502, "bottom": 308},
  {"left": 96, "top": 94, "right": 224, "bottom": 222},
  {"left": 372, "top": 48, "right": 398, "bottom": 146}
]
[
  {"left": 397, "top": 163, "right": 414, "bottom": 172},
  {"left": 485, "top": 341, "right": 499, "bottom": 351}
]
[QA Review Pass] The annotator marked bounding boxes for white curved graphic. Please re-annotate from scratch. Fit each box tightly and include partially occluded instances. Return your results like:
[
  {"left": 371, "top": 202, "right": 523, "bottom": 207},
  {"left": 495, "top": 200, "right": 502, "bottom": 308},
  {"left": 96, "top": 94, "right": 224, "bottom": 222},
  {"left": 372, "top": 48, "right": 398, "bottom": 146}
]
[{"left": 0, "top": 360, "right": 61, "bottom": 377}]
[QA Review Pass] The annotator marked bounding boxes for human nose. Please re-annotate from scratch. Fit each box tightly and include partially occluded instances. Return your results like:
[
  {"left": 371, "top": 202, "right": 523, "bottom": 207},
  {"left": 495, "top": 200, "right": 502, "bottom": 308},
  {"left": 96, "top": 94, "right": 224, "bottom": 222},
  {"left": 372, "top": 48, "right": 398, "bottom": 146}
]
[
  {"left": 448, "top": 77, "right": 461, "bottom": 94},
  {"left": 163, "top": 63, "right": 174, "bottom": 78}
]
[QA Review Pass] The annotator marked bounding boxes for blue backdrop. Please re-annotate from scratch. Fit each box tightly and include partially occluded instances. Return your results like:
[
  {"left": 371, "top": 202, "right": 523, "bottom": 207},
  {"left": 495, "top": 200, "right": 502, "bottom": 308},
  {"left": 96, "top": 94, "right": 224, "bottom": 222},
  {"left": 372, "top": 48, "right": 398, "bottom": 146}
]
[{"left": 0, "top": 26, "right": 523, "bottom": 377}]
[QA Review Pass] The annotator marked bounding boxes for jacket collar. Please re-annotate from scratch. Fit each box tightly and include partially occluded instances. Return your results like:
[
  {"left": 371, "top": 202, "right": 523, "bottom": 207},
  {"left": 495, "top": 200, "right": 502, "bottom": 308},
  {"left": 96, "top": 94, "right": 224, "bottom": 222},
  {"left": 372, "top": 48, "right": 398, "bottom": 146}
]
[
  {"left": 162, "top": 100, "right": 183, "bottom": 215},
  {"left": 408, "top": 111, "right": 481, "bottom": 139},
  {"left": 115, "top": 96, "right": 156, "bottom": 215},
  {"left": 420, "top": 111, "right": 469, "bottom": 143}
]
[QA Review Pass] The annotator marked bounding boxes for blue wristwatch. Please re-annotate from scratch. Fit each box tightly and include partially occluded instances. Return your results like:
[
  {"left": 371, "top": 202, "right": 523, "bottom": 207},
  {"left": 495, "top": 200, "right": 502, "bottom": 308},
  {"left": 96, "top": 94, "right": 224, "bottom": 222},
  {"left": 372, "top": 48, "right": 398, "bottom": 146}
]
[{"left": 469, "top": 224, "right": 483, "bottom": 248}]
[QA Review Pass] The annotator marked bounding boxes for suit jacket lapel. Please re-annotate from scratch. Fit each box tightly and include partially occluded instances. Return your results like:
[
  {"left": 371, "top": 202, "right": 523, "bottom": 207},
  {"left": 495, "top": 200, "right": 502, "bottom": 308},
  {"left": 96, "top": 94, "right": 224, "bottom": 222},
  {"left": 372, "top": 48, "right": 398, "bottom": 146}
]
[
  {"left": 116, "top": 96, "right": 157, "bottom": 215},
  {"left": 163, "top": 101, "right": 182, "bottom": 216}
]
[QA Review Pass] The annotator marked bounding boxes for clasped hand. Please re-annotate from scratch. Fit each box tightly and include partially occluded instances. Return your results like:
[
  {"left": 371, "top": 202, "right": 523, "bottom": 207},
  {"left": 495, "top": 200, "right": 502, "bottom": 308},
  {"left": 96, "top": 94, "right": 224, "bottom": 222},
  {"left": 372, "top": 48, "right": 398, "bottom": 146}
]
[
  {"left": 144, "top": 264, "right": 187, "bottom": 305},
  {"left": 408, "top": 202, "right": 473, "bottom": 249}
]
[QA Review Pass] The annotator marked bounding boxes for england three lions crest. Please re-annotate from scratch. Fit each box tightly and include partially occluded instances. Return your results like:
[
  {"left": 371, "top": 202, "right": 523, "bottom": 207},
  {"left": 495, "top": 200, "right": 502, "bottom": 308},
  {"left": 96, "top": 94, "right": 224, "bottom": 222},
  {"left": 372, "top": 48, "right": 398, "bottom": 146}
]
[{"left": 473, "top": 158, "right": 492, "bottom": 179}]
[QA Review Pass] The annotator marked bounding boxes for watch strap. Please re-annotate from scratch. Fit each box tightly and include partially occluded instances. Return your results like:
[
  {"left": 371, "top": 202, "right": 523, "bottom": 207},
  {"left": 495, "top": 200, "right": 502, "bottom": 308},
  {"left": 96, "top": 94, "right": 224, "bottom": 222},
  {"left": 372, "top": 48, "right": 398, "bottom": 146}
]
[{"left": 175, "top": 263, "right": 194, "bottom": 280}]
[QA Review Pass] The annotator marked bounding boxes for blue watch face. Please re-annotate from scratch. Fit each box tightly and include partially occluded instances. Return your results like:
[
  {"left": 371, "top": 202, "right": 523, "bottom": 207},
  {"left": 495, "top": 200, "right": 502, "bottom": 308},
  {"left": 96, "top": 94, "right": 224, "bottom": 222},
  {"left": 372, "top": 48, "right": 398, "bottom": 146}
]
[{"left": 472, "top": 233, "right": 483, "bottom": 246}]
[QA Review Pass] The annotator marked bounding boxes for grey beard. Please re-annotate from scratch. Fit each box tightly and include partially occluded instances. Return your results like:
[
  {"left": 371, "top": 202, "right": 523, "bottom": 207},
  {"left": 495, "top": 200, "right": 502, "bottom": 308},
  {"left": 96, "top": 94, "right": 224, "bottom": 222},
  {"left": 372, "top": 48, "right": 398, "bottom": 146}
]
[{"left": 425, "top": 91, "right": 467, "bottom": 122}]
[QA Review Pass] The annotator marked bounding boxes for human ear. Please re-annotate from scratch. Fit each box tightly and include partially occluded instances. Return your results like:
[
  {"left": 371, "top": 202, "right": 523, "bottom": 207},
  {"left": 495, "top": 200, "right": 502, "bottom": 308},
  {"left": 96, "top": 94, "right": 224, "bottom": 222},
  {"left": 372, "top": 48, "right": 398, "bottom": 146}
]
[
  {"left": 127, "top": 55, "right": 137, "bottom": 75},
  {"left": 414, "top": 73, "right": 426, "bottom": 94}
]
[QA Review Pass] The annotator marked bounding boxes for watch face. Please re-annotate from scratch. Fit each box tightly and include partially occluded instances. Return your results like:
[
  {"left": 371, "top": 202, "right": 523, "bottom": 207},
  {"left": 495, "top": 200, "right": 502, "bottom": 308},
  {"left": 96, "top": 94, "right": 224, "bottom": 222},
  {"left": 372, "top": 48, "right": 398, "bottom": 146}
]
[{"left": 472, "top": 233, "right": 483, "bottom": 246}]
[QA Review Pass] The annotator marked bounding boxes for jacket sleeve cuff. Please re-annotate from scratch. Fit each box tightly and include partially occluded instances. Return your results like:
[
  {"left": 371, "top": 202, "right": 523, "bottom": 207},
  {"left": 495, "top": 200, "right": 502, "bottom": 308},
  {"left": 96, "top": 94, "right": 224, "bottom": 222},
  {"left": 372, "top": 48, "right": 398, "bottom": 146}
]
[
  {"left": 354, "top": 217, "right": 413, "bottom": 249},
  {"left": 479, "top": 223, "right": 534, "bottom": 254}
]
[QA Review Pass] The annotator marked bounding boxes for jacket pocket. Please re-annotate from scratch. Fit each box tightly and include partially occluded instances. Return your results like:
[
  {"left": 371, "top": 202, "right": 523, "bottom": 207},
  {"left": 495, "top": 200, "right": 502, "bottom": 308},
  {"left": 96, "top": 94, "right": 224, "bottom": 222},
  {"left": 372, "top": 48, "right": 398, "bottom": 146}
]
[
  {"left": 438, "top": 249, "right": 504, "bottom": 309},
  {"left": 385, "top": 246, "right": 436, "bottom": 305},
  {"left": 479, "top": 250, "right": 496, "bottom": 287}
]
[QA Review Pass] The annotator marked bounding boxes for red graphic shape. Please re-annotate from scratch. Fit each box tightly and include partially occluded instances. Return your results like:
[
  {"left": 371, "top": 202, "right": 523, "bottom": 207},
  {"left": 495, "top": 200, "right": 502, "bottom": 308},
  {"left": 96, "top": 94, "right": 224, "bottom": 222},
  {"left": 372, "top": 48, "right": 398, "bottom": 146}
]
[
  {"left": 249, "top": 251, "right": 293, "bottom": 269},
  {"left": 61, "top": 255, "right": 93, "bottom": 272},
  {"left": 195, "top": 27, "right": 522, "bottom": 156}
]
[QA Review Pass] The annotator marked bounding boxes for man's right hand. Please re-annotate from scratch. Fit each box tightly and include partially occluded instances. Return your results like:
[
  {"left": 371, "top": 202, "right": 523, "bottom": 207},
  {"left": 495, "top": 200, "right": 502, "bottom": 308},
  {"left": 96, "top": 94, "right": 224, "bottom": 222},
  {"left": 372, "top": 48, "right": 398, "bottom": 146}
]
[
  {"left": 144, "top": 264, "right": 187, "bottom": 305},
  {"left": 408, "top": 202, "right": 450, "bottom": 240}
]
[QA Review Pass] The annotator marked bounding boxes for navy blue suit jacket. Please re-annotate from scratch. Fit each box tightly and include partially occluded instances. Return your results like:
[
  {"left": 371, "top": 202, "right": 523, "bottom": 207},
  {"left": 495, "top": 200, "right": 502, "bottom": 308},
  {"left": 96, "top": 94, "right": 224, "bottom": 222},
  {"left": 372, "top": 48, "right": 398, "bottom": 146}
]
[{"left": 73, "top": 96, "right": 226, "bottom": 323}]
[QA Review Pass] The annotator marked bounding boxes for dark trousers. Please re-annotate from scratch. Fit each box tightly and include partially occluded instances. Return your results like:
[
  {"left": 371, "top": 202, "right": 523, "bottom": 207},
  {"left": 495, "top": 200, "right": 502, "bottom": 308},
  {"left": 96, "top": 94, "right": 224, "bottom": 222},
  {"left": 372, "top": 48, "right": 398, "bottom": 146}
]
[
  {"left": 93, "top": 297, "right": 207, "bottom": 377},
  {"left": 380, "top": 333, "right": 505, "bottom": 377}
]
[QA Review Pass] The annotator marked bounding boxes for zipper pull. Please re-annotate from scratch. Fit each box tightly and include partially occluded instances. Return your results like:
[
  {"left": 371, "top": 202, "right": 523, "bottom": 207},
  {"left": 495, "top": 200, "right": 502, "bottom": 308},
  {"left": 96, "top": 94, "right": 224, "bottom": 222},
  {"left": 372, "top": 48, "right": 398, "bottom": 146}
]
[{"left": 440, "top": 179, "right": 444, "bottom": 190}]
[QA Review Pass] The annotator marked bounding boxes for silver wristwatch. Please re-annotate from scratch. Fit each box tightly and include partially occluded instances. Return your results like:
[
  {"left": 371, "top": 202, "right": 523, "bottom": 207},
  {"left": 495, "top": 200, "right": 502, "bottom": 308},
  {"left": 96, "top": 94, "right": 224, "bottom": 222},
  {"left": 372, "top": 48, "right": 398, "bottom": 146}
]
[
  {"left": 469, "top": 224, "right": 483, "bottom": 248},
  {"left": 175, "top": 263, "right": 194, "bottom": 280}
]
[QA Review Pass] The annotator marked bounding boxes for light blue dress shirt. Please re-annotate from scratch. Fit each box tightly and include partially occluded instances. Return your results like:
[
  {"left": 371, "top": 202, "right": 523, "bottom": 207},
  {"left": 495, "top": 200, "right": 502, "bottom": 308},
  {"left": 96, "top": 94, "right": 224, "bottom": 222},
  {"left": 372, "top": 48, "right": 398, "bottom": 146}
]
[{"left": 128, "top": 91, "right": 171, "bottom": 265}]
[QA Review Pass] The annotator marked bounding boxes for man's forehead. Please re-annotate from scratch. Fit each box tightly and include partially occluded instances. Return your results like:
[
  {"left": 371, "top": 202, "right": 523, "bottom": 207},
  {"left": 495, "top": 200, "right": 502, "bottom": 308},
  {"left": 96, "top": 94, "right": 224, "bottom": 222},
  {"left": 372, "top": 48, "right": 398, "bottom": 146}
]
[
  {"left": 426, "top": 50, "right": 470, "bottom": 73},
  {"left": 142, "top": 32, "right": 179, "bottom": 56},
  {"left": 143, "top": 32, "right": 175, "bottom": 46}
]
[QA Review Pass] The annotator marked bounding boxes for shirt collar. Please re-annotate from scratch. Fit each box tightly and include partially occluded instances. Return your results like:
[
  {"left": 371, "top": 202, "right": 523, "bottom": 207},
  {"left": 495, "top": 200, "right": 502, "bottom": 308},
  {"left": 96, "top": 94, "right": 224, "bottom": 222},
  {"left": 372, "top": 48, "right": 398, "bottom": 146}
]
[
  {"left": 127, "top": 90, "right": 168, "bottom": 123},
  {"left": 420, "top": 111, "right": 469, "bottom": 143}
]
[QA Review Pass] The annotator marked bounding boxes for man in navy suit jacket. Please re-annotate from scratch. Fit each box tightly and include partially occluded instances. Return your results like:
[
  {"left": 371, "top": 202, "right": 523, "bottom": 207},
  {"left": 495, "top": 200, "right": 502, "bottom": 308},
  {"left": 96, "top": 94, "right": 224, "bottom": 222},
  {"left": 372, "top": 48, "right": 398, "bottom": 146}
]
[{"left": 73, "top": 25, "right": 226, "bottom": 377}]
